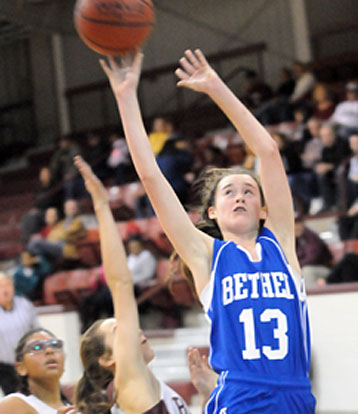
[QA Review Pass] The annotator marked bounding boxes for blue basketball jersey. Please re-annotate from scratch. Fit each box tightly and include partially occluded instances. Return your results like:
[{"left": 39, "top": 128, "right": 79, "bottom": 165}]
[{"left": 200, "top": 227, "right": 316, "bottom": 414}]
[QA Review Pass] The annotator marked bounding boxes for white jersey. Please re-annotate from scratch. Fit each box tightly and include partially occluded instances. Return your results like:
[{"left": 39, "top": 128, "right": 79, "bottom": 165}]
[
  {"left": 1, "top": 393, "right": 57, "bottom": 413},
  {"left": 111, "top": 380, "right": 190, "bottom": 414}
]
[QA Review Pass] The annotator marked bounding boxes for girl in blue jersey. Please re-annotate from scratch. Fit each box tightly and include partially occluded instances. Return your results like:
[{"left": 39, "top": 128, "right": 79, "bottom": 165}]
[{"left": 100, "top": 50, "right": 316, "bottom": 413}]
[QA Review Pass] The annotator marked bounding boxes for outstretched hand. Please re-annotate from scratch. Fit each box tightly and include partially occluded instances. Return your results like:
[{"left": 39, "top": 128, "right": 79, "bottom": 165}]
[
  {"left": 188, "top": 347, "right": 217, "bottom": 402},
  {"left": 99, "top": 52, "right": 143, "bottom": 99},
  {"left": 74, "top": 155, "right": 108, "bottom": 209},
  {"left": 175, "top": 49, "right": 219, "bottom": 94}
]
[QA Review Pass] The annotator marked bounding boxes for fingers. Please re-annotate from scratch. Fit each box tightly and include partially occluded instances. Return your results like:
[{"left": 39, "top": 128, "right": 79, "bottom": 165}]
[
  {"left": 194, "top": 49, "right": 208, "bottom": 66},
  {"left": 175, "top": 68, "right": 189, "bottom": 82},
  {"left": 99, "top": 58, "right": 111, "bottom": 77},
  {"left": 184, "top": 49, "right": 202, "bottom": 70}
]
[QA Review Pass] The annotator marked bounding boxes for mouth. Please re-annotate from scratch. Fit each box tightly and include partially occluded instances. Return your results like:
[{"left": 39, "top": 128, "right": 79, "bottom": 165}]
[
  {"left": 45, "top": 359, "right": 59, "bottom": 368},
  {"left": 234, "top": 206, "right": 246, "bottom": 213}
]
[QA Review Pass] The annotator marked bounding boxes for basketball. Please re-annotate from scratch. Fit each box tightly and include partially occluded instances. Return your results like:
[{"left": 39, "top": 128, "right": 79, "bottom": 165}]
[{"left": 74, "top": 0, "right": 155, "bottom": 56}]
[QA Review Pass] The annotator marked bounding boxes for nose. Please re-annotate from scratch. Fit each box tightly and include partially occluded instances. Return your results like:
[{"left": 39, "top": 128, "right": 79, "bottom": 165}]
[{"left": 45, "top": 346, "right": 55, "bottom": 355}]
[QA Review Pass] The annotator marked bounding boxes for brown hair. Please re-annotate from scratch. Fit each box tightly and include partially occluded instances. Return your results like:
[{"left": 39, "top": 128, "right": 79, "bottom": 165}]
[
  {"left": 193, "top": 166, "right": 265, "bottom": 237},
  {"left": 75, "top": 320, "right": 114, "bottom": 414},
  {"left": 174, "top": 167, "right": 266, "bottom": 292}
]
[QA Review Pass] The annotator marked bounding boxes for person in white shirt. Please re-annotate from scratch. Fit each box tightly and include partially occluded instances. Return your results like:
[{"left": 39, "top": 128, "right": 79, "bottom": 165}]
[
  {"left": 127, "top": 235, "right": 157, "bottom": 286},
  {"left": 331, "top": 81, "right": 358, "bottom": 139}
]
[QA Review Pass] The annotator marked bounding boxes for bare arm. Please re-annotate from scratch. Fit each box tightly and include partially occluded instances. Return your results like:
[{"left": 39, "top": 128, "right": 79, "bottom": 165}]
[
  {"left": 100, "top": 55, "right": 213, "bottom": 294},
  {"left": 176, "top": 50, "right": 298, "bottom": 272},
  {"left": 74, "top": 156, "right": 159, "bottom": 412}
]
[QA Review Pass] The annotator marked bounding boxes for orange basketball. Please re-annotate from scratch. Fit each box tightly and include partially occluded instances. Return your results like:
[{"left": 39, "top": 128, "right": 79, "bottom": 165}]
[{"left": 74, "top": 0, "right": 155, "bottom": 56}]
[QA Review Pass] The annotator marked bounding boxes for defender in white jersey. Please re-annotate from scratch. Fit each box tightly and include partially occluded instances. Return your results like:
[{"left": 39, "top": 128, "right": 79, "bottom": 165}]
[
  {"left": 0, "top": 328, "right": 78, "bottom": 414},
  {"left": 74, "top": 157, "right": 190, "bottom": 414},
  {"left": 98, "top": 48, "right": 316, "bottom": 413}
]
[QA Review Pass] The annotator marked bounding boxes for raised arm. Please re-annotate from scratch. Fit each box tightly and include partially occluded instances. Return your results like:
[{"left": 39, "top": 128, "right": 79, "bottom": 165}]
[
  {"left": 74, "top": 156, "right": 159, "bottom": 412},
  {"left": 176, "top": 50, "right": 298, "bottom": 271},
  {"left": 100, "top": 54, "right": 213, "bottom": 294}
]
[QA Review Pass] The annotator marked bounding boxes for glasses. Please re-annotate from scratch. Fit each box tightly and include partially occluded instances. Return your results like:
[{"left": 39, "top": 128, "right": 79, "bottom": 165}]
[{"left": 23, "top": 339, "right": 64, "bottom": 356}]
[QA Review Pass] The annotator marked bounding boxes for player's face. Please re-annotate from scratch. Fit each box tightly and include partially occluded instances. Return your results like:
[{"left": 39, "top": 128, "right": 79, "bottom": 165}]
[
  {"left": 101, "top": 319, "right": 155, "bottom": 364},
  {"left": 16, "top": 331, "right": 65, "bottom": 381},
  {"left": 208, "top": 174, "right": 266, "bottom": 237}
]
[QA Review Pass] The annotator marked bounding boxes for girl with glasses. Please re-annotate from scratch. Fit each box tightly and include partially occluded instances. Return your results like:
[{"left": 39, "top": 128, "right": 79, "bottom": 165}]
[{"left": 0, "top": 328, "right": 79, "bottom": 413}]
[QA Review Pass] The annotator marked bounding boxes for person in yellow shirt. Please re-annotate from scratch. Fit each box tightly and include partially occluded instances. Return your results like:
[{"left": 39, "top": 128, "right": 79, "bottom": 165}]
[{"left": 148, "top": 116, "right": 174, "bottom": 155}]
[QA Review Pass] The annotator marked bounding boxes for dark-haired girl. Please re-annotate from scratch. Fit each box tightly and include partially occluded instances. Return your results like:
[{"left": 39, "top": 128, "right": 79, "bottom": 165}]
[
  {"left": 99, "top": 50, "right": 316, "bottom": 413},
  {"left": 73, "top": 156, "right": 191, "bottom": 414},
  {"left": 0, "top": 328, "right": 78, "bottom": 414}
]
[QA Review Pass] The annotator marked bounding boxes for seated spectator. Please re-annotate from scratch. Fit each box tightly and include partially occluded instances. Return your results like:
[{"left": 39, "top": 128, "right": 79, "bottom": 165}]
[
  {"left": 311, "top": 83, "right": 336, "bottom": 121},
  {"left": 27, "top": 200, "right": 86, "bottom": 264},
  {"left": 330, "top": 81, "right": 358, "bottom": 140},
  {"left": 127, "top": 234, "right": 157, "bottom": 287},
  {"left": 241, "top": 69, "right": 273, "bottom": 111},
  {"left": 135, "top": 137, "right": 194, "bottom": 218},
  {"left": 272, "top": 132, "right": 312, "bottom": 214},
  {"left": 148, "top": 116, "right": 175, "bottom": 156},
  {"left": 83, "top": 132, "right": 110, "bottom": 181},
  {"left": 291, "top": 106, "right": 313, "bottom": 142},
  {"left": 78, "top": 266, "right": 113, "bottom": 333},
  {"left": 314, "top": 122, "right": 351, "bottom": 212},
  {"left": 0, "top": 272, "right": 40, "bottom": 396},
  {"left": 49, "top": 135, "right": 83, "bottom": 200},
  {"left": 300, "top": 117, "right": 324, "bottom": 169},
  {"left": 324, "top": 253, "right": 358, "bottom": 284},
  {"left": 20, "top": 167, "right": 62, "bottom": 244},
  {"left": 12, "top": 250, "right": 53, "bottom": 301},
  {"left": 0, "top": 328, "right": 76, "bottom": 412},
  {"left": 337, "top": 202, "right": 358, "bottom": 241},
  {"left": 295, "top": 216, "right": 333, "bottom": 288},
  {"left": 289, "top": 61, "right": 317, "bottom": 106},
  {"left": 337, "top": 134, "right": 358, "bottom": 211},
  {"left": 107, "top": 131, "right": 136, "bottom": 185}
]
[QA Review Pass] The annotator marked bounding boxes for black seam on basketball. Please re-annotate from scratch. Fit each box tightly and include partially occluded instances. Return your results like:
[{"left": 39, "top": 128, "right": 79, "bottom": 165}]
[
  {"left": 140, "top": 0, "right": 153, "bottom": 8},
  {"left": 77, "top": 12, "right": 154, "bottom": 27},
  {"left": 80, "top": 31, "right": 133, "bottom": 53}
]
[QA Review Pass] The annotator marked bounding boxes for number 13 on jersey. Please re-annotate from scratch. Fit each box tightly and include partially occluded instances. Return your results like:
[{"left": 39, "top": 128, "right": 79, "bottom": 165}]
[{"left": 239, "top": 308, "right": 288, "bottom": 360}]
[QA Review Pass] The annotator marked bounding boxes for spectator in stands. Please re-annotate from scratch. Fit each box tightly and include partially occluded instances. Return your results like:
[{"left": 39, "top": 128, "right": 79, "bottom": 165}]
[
  {"left": 254, "top": 67, "right": 296, "bottom": 125},
  {"left": 0, "top": 272, "right": 40, "bottom": 395},
  {"left": 295, "top": 215, "right": 333, "bottom": 288},
  {"left": 311, "top": 83, "right": 336, "bottom": 121},
  {"left": 27, "top": 200, "right": 86, "bottom": 264},
  {"left": 78, "top": 266, "right": 113, "bottom": 334},
  {"left": 107, "top": 131, "right": 136, "bottom": 185},
  {"left": 291, "top": 106, "right": 313, "bottom": 143},
  {"left": 0, "top": 328, "right": 77, "bottom": 412},
  {"left": 241, "top": 69, "right": 273, "bottom": 111},
  {"left": 12, "top": 250, "right": 53, "bottom": 301},
  {"left": 300, "top": 117, "right": 324, "bottom": 169},
  {"left": 336, "top": 135, "right": 358, "bottom": 239},
  {"left": 127, "top": 234, "right": 157, "bottom": 287},
  {"left": 20, "top": 167, "right": 62, "bottom": 244},
  {"left": 50, "top": 136, "right": 83, "bottom": 200},
  {"left": 289, "top": 61, "right": 316, "bottom": 106},
  {"left": 314, "top": 122, "right": 351, "bottom": 212},
  {"left": 323, "top": 252, "right": 358, "bottom": 284},
  {"left": 156, "top": 137, "right": 195, "bottom": 205},
  {"left": 83, "top": 132, "right": 110, "bottom": 181},
  {"left": 330, "top": 81, "right": 358, "bottom": 140},
  {"left": 148, "top": 116, "right": 175, "bottom": 156},
  {"left": 272, "top": 132, "right": 311, "bottom": 214}
]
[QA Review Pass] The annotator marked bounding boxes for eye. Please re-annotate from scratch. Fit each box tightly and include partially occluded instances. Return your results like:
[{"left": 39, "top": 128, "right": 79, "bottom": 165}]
[
  {"left": 244, "top": 189, "right": 252, "bottom": 195},
  {"left": 225, "top": 189, "right": 232, "bottom": 195}
]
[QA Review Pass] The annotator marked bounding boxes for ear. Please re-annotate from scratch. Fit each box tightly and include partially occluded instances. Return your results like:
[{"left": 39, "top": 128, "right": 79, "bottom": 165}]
[
  {"left": 259, "top": 206, "right": 268, "bottom": 221},
  {"left": 98, "top": 354, "right": 115, "bottom": 370},
  {"left": 208, "top": 206, "right": 217, "bottom": 220},
  {"left": 15, "top": 361, "right": 27, "bottom": 377}
]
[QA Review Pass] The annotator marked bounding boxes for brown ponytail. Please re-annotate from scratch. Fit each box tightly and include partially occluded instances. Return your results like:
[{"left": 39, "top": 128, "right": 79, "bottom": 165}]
[{"left": 75, "top": 320, "right": 114, "bottom": 414}]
